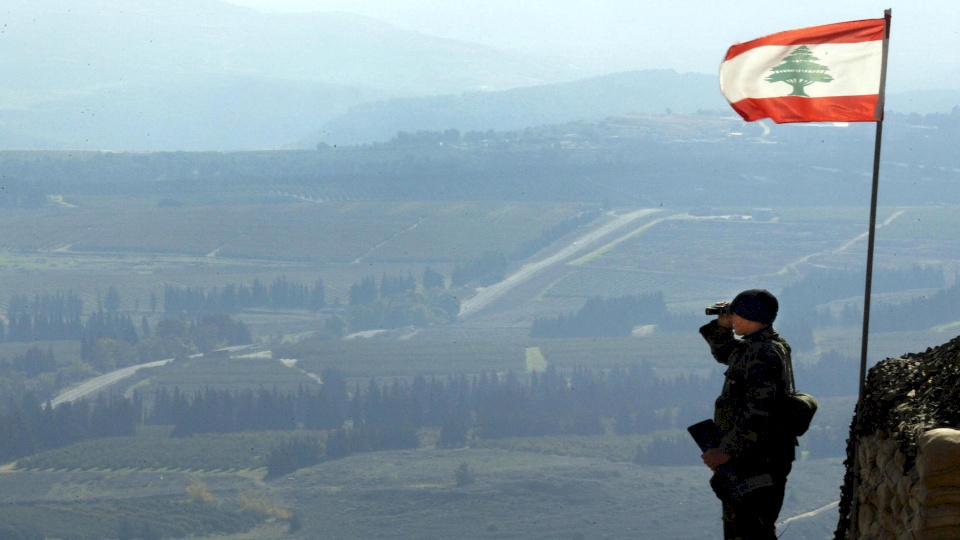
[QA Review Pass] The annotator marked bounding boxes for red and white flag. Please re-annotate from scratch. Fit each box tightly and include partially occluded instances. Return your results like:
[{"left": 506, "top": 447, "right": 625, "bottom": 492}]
[{"left": 720, "top": 17, "right": 889, "bottom": 123}]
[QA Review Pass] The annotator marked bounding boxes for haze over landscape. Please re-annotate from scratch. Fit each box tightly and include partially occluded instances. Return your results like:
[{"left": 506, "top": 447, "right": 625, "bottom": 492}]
[
  {"left": 4, "top": 0, "right": 960, "bottom": 150},
  {"left": 1, "top": 1, "right": 960, "bottom": 539}
]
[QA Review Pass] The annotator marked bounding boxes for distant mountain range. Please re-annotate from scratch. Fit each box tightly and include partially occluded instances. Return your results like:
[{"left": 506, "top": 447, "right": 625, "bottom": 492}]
[
  {"left": 303, "top": 78, "right": 960, "bottom": 148},
  {"left": 300, "top": 70, "right": 730, "bottom": 147},
  {"left": 2, "top": 0, "right": 959, "bottom": 151}
]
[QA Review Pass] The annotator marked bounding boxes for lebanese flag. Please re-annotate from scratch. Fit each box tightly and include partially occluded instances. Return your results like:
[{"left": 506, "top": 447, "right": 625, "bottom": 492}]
[{"left": 720, "top": 17, "right": 889, "bottom": 123}]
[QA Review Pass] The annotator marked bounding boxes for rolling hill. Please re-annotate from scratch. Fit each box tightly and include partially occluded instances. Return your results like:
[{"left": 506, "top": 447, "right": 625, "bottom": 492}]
[{"left": 0, "top": 0, "right": 582, "bottom": 151}]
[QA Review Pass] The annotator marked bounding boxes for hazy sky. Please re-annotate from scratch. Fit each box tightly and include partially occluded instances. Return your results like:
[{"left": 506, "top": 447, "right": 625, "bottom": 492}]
[{"left": 221, "top": 0, "right": 958, "bottom": 92}]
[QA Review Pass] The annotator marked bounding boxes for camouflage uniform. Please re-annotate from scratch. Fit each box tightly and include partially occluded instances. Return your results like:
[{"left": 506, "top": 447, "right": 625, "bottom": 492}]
[{"left": 699, "top": 320, "right": 796, "bottom": 540}]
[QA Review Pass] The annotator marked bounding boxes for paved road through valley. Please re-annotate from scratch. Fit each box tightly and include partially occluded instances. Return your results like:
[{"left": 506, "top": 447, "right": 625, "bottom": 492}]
[
  {"left": 50, "top": 358, "right": 173, "bottom": 407},
  {"left": 457, "top": 208, "right": 663, "bottom": 319}
]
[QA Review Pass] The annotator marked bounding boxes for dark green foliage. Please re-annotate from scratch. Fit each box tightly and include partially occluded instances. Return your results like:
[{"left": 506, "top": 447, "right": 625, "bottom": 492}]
[
  {"left": 76, "top": 311, "right": 252, "bottom": 368},
  {"left": 342, "top": 272, "right": 460, "bottom": 332},
  {"left": 1, "top": 345, "right": 57, "bottom": 378},
  {"left": 777, "top": 264, "right": 947, "bottom": 337},
  {"left": 150, "top": 372, "right": 346, "bottom": 436},
  {"left": 192, "top": 313, "right": 252, "bottom": 352},
  {"left": 163, "top": 277, "right": 326, "bottom": 315},
  {"left": 531, "top": 293, "right": 668, "bottom": 338},
  {"left": 139, "top": 363, "right": 717, "bottom": 458},
  {"left": 779, "top": 264, "right": 944, "bottom": 314},
  {"left": 421, "top": 266, "right": 446, "bottom": 289},
  {"left": 163, "top": 387, "right": 298, "bottom": 437},
  {"left": 866, "top": 279, "right": 960, "bottom": 332},
  {"left": 4, "top": 291, "right": 84, "bottom": 342},
  {"left": 0, "top": 392, "right": 139, "bottom": 463},
  {"left": 266, "top": 434, "right": 324, "bottom": 478},
  {"left": 346, "top": 289, "right": 459, "bottom": 331},
  {"left": 324, "top": 427, "right": 352, "bottom": 460},
  {"left": 349, "top": 276, "right": 379, "bottom": 306},
  {"left": 438, "top": 414, "right": 470, "bottom": 448},
  {"left": 378, "top": 272, "right": 417, "bottom": 298}
]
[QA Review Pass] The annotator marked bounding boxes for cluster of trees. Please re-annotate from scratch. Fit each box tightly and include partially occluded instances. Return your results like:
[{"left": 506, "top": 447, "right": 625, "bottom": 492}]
[
  {"left": 77, "top": 312, "right": 251, "bottom": 372},
  {"left": 531, "top": 293, "right": 669, "bottom": 338},
  {"left": 348, "top": 273, "right": 422, "bottom": 306},
  {"left": 264, "top": 419, "right": 423, "bottom": 478},
  {"left": 779, "top": 265, "right": 945, "bottom": 318},
  {"left": 0, "top": 392, "right": 140, "bottom": 463},
  {"left": 0, "top": 346, "right": 56, "bottom": 378},
  {"left": 2, "top": 291, "right": 85, "bottom": 343},
  {"left": 150, "top": 386, "right": 327, "bottom": 436},
  {"left": 340, "top": 271, "right": 460, "bottom": 334},
  {"left": 0, "top": 288, "right": 253, "bottom": 398},
  {"left": 775, "top": 264, "right": 958, "bottom": 335},
  {"left": 847, "top": 279, "right": 960, "bottom": 332},
  {"left": 163, "top": 277, "right": 327, "bottom": 315}
]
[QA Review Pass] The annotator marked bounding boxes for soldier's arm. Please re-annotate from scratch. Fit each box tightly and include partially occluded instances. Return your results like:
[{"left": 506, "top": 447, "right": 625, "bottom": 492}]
[{"left": 699, "top": 320, "right": 737, "bottom": 366}]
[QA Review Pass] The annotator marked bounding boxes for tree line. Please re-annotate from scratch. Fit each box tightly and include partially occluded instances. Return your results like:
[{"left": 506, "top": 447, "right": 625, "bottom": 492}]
[
  {"left": 1, "top": 352, "right": 851, "bottom": 474},
  {"left": 143, "top": 364, "right": 717, "bottom": 476},
  {"left": 163, "top": 277, "right": 327, "bottom": 315},
  {"left": 531, "top": 293, "right": 669, "bottom": 337},
  {"left": 0, "top": 392, "right": 140, "bottom": 464}
]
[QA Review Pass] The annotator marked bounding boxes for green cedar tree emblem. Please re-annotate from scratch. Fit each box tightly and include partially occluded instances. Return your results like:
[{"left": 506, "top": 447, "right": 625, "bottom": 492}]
[{"left": 765, "top": 45, "right": 833, "bottom": 97}]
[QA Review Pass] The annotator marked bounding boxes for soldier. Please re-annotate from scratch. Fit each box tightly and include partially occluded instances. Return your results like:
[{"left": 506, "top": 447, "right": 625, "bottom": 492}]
[{"left": 699, "top": 289, "right": 796, "bottom": 540}]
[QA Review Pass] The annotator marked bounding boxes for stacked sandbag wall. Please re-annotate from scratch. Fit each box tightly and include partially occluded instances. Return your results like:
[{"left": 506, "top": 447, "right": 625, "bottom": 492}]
[{"left": 835, "top": 336, "right": 960, "bottom": 539}]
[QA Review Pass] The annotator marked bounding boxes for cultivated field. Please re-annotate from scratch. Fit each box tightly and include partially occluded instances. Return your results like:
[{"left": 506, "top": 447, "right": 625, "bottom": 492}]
[{"left": 3, "top": 194, "right": 960, "bottom": 539}]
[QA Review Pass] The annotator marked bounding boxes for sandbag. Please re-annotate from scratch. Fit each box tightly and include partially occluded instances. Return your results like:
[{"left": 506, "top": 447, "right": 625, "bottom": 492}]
[{"left": 918, "top": 428, "right": 960, "bottom": 488}]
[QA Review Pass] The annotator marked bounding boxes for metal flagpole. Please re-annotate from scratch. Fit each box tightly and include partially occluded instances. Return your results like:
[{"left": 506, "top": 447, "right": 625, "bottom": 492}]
[
  {"left": 851, "top": 9, "right": 891, "bottom": 538},
  {"left": 859, "top": 8, "right": 892, "bottom": 401}
]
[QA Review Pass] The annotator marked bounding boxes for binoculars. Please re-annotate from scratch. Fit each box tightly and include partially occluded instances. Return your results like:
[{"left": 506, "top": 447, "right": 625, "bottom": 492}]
[{"left": 705, "top": 302, "right": 732, "bottom": 316}]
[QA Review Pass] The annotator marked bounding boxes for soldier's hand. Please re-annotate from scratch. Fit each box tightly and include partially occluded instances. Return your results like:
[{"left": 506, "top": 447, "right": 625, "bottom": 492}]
[
  {"left": 717, "top": 313, "right": 733, "bottom": 328},
  {"left": 701, "top": 448, "right": 732, "bottom": 470}
]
